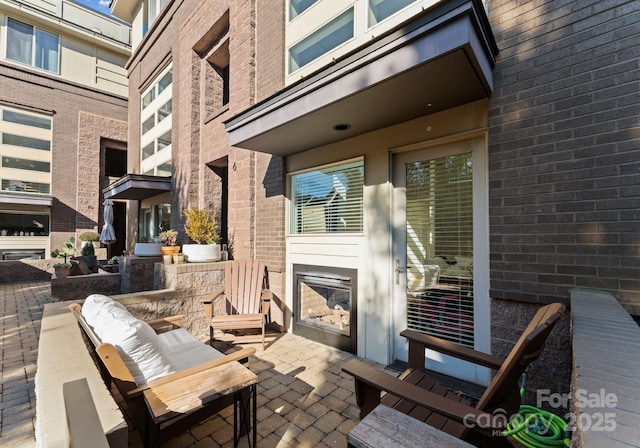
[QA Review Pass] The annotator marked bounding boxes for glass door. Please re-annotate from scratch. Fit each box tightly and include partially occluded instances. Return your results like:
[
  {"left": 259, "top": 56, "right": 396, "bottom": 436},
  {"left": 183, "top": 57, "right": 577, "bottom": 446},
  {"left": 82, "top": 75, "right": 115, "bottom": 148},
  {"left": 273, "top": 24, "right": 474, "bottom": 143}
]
[{"left": 392, "top": 137, "right": 490, "bottom": 385}]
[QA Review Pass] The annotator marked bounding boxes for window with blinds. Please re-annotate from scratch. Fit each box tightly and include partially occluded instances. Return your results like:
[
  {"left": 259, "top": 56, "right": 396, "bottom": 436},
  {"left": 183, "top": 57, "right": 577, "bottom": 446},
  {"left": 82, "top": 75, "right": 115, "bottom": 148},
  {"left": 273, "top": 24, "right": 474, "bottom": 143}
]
[
  {"left": 290, "top": 160, "right": 364, "bottom": 234},
  {"left": 405, "top": 152, "right": 474, "bottom": 347}
]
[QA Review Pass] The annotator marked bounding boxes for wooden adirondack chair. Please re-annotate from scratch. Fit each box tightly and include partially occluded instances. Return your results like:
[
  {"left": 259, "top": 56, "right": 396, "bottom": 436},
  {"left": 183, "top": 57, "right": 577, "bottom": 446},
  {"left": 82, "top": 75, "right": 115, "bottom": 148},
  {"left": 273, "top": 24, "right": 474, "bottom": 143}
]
[
  {"left": 203, "top": 260, "right": 272, "bottom": 350},
  {"left": 343, "top": 302, "right": 566, "bottom": 447}
]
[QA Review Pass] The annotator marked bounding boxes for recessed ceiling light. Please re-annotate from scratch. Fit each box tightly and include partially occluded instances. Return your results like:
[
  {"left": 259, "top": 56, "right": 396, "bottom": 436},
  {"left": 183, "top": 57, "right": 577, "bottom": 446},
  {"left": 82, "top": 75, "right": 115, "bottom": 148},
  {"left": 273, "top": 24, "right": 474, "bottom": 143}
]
[{"left": 333, "top": 123, "right": 351, "bottom": 131}]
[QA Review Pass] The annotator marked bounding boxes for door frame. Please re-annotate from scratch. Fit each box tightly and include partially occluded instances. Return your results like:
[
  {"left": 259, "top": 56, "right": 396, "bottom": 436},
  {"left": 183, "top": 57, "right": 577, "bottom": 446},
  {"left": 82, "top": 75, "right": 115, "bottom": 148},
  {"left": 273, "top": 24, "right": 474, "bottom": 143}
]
[{"left": 390, "top": 131, "right": 490, "bottom": 385}]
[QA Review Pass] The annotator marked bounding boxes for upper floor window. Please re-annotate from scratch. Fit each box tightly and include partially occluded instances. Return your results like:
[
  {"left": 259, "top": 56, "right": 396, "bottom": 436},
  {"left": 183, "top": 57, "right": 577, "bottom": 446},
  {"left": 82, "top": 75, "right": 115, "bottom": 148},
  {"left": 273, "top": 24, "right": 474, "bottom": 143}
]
[
  {"left": 141, "top": 65, "right": 172, "bottom": 176},
  {"left": 368, "top": 0, "right": 417, "bottom": 26},
  {"left": 6, "top": 18, "right": 59, "bottom": 73},
  {"left": 289, "top": 8, "right": 354, "bottom": 73},
  {"left": 289, "top": 0, "right": 319, "bottom": 20},
  {"left": 148, "top": 0, "right": 169, "bottom": 30},
  {"left": 290, "top": 159, "right": 364, "bottom": 234},
  {"left": 0, "top": 107, "right": 52, "bottom": 195}
]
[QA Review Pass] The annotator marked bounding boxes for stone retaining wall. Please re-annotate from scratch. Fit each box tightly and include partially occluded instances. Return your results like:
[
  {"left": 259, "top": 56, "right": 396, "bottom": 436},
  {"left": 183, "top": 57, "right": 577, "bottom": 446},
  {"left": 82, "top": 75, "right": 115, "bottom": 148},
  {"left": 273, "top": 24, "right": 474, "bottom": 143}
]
[
  {"left": 51, "top": 273, "right": 121, "bottom": 302},
  {"left": 0, "top": 260, "right": 52, "bottom": 283}
]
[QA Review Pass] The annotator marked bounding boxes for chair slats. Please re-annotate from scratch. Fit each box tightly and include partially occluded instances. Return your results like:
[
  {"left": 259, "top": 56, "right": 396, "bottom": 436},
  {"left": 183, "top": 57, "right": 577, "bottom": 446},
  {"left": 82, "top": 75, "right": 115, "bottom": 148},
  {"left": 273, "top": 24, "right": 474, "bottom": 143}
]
[
  {"left": 210, "top": 260, "right": 271, "bottom": 350},
  {"left": 344, "top": 302, "right": 566, "bottom": 446}
]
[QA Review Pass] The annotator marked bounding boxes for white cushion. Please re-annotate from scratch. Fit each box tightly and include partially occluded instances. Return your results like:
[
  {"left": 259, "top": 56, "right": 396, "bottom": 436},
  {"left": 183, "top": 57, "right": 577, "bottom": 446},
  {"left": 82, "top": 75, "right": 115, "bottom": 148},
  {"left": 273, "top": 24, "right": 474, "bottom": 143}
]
[
  {"left": 83, "top": 295, "right": 175, "bottom": 385},
  {"left": 82, "top": 294, "right": 128, "bottom": 328},
  {"left": 158, "top": 328, "right": 223, "bottom": 371}
]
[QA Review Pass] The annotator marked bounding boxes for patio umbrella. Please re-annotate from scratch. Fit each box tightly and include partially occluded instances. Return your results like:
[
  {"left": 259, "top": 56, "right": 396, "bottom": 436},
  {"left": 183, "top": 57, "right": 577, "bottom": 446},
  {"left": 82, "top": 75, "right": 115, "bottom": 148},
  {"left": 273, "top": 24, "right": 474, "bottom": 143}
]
[{"left": 100, "top": 199, "right": 116, "bottom": 246}]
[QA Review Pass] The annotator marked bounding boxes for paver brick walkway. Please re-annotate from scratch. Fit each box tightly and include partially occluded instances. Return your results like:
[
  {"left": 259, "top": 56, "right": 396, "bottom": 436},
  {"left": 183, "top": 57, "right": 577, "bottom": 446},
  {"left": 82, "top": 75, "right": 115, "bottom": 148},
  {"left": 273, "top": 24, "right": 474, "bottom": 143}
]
[
  {"left": 0, "top": 282, "right": 49, "bottom": 448},
  {"left": 0, "top": 281, "right": 397, "bottom": 448}
]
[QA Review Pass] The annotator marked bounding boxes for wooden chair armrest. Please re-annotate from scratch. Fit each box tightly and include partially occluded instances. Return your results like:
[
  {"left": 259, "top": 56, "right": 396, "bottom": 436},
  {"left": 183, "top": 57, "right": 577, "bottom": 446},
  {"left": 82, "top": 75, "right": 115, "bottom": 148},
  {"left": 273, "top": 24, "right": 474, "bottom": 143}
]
[
  {"left": 202, "top": 289, "right": 225, "bottom": 319},
  {"left": 342, "top": 359, "right": 503, "bottom": 433},
  {"left": 96, "top": 343, "right": 136, "bottom": 383},
  {"left": 127, "top": 347, "right": 256, "bottom": 398},
  {"left": 261, "top": 289, "right": 272, "bottom": 314},
  {"left": 146, "top": 314, "right": 184, "bottom": 331},
  {"left": 400, "top": 329, "right": 504, "bottom": 370},
  {"left": 201, "top": 289, "right": 225, "bottom": 304}
]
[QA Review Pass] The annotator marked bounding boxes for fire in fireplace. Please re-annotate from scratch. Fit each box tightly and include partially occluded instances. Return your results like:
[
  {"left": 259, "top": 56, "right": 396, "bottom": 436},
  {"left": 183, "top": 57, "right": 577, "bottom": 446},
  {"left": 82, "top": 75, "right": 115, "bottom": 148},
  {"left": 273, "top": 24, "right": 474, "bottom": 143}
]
[{"left": 293, "top": 264, "right": 357, "bottom": 353}]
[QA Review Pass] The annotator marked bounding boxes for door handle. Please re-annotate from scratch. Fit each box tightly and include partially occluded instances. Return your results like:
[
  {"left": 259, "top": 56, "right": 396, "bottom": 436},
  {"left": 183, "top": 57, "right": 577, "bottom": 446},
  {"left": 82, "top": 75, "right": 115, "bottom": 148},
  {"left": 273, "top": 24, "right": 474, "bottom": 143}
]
[{"left": 395, "top": 259, "right": 408, "bottom": 284}]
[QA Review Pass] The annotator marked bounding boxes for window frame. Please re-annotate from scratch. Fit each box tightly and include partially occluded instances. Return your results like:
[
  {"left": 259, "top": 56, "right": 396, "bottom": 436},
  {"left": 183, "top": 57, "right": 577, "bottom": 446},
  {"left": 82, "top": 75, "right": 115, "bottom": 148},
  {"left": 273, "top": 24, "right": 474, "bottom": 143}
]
[
  {"left": 0, "top": 106, "right": 52, "bottom": 196},
  {"left": 289, "top": 158, "right": 364, "bottom": 235},
  {"left": 140, "top": 64, "right": 172, "bottom": 176},
  {"left": 5, "top": 17, "right": 60, "bottom": 74},
  {"left": 288, "top": 7, "right": 355, "bottom": 74}
]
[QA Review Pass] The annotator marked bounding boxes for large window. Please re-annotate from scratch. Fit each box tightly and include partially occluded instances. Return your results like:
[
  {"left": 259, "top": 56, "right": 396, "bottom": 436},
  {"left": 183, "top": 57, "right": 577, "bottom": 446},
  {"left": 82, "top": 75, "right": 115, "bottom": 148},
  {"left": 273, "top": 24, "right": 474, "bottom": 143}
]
[
  {"left": 141, "top": 65, "right": 172, "bottom": 176},
  {"left": 289, "top": 8, "right": 354, "bottom": 73},
  {"left": 289, "top": 0, "right": 319, "bottom": 20},
  {"left": 6, "top": 18, "right": 59, "bottom": 73},
  {"left": 148, "top": 0, "right": 169, "bottom": 27},
  {"left": 290, "top": 160, "right": 364, "bottom": 234},
  {"left": 405, "top": 152, "right": 474, "bottom": 347},
  {"left": 0, "top": 211, "right": 49, "bottom": 236},
  {"left": 139, "top": 203, "right": 170, "bottom": 242},
  {"left": 368, "top": 0, "right": 417, "bottom": 26},
  {"left": 0, "top": 107, "right": 52, "bottom": 195}
]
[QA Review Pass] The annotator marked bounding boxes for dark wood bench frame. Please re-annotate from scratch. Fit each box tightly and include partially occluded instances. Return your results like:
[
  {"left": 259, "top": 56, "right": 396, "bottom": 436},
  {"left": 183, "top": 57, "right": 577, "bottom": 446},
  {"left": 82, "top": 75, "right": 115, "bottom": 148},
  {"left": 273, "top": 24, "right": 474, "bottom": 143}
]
[{"left": 69, "top": 303, "right": 255, "bottom": 447}]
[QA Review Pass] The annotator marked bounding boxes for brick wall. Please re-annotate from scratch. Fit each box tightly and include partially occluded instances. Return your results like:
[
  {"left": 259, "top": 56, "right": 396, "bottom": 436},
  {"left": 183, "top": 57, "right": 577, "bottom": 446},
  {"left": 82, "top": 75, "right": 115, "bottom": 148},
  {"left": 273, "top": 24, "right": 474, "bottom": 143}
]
[
  {"left": 256, "top": 0, "right": 285, "bottom": 101},
  {"left": 127, "top": 0, "right": 287, "bottom": 309},
  {"left": 0, "top": 61, "right": 128, "bottom": 254},
  {"left": 487, "top": 0, "right": 640, "bottom": 312},
  {"left": 491, "top": 297, "right": 570, "bottom": 410}
]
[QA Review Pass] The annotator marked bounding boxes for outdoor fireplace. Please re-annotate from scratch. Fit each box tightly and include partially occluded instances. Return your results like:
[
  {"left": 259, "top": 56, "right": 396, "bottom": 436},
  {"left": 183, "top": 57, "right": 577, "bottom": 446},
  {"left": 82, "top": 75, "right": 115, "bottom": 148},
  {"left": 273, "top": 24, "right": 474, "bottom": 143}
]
[{"left": 293, "top": 264, "right": 357, "bottom": 353}]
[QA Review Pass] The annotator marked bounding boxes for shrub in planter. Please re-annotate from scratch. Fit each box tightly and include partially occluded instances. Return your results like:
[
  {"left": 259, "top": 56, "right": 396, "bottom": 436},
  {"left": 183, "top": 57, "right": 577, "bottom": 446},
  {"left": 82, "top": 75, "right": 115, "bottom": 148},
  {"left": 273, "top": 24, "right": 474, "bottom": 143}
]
[{"left": 182, "top": 207, "right": 220, "bottom": 262}]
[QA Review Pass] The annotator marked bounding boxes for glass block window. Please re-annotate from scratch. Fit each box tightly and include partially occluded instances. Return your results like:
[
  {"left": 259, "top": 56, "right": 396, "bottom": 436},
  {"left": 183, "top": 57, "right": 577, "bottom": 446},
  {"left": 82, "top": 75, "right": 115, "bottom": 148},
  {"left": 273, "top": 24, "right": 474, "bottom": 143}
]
[
  {"left": 290, "top": 160, "right": 364, "bottom": 234},
  {"left": 140, "top": 65, "right": 172, "bottom": 176},
  {"left": 6, "top": 18, "right": 59, "bottom": 73},
  {"left": 289, "top": 8, "right": 354, "bottom": 73}
]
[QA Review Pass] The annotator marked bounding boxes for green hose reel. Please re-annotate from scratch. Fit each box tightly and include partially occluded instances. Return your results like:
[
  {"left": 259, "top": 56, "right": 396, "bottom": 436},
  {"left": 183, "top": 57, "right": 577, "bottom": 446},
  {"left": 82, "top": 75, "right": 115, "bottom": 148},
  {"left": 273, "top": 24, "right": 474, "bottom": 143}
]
[{"left": 501, "top": 374, "right": 571, "bottom": 448}]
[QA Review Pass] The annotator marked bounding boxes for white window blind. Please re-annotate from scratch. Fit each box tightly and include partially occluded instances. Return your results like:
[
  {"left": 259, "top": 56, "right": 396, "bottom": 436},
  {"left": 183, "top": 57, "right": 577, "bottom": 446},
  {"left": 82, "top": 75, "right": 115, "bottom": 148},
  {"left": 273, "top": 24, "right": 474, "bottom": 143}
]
[
  {"left": 405, "top": 152, "right": 474, "bottom": 347},
  {"left": 291, "top": 160, "right": 363, "bottom": 234}
]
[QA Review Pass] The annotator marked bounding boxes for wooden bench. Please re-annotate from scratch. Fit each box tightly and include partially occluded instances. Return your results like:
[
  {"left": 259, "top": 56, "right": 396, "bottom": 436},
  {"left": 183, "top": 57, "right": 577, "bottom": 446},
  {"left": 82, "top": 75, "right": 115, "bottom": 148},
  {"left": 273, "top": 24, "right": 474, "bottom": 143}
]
[{"left": 69, "top": 295, "right": 257, "bottom": 447}]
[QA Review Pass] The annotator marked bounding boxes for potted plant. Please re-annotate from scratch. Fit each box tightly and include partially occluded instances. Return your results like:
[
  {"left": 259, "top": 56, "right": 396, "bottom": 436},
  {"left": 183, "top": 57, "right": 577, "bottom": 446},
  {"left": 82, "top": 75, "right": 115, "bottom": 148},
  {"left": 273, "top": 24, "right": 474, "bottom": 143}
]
[
  {"left": 159, "top": 229, "right": 180, "bottom": 258},
  {"left": 52, "top": 237, "right": 76, "bottom": 279},
  {"left": 182, "top": 207, "right": 220, "bottom": 262},
  {"left": 79, "top": 231, "right": 101, "bottom": 249},
  {"left": 78, "top": 240, "right": 98, "bottom": 272}
]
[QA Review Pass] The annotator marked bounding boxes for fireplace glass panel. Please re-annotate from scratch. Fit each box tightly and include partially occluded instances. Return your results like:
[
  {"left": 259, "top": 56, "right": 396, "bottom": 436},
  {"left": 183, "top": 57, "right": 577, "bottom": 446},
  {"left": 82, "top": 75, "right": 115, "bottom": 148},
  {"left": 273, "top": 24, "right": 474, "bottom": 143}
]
[{"left": 299, "top": 281, "right": 350, "bottom": 337}]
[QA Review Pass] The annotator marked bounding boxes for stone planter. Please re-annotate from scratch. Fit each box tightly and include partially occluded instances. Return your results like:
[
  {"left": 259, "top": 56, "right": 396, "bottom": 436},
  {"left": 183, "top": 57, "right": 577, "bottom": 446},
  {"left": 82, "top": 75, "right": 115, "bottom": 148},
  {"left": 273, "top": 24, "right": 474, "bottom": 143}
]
[
  {"left": 134, "top": 243, "right": 162, "bottom": 257},
  {"left": 182, "top": 244, "right": 220, "bottom": 262}
]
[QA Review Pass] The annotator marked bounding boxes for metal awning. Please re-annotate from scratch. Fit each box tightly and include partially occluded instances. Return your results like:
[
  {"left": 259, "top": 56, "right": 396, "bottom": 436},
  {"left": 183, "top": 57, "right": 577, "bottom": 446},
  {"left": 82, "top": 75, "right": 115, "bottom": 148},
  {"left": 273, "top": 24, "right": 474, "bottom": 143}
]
[
  {"left": 225, "top": 0, "right": 498, "bottom": 156},
  {"left": 103, "top": 174, "right": 171, "bottom": 200}
]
